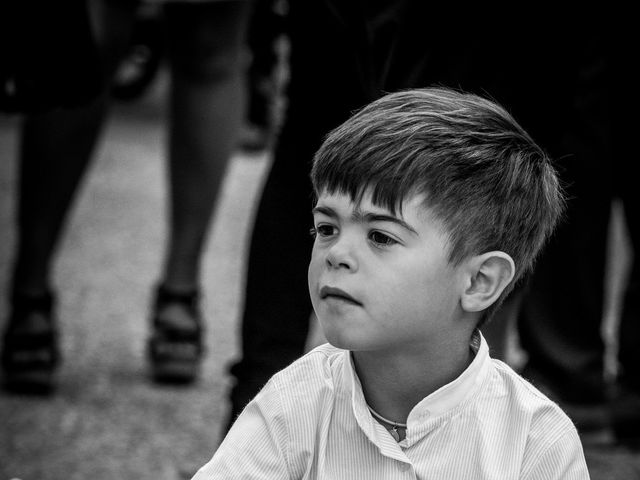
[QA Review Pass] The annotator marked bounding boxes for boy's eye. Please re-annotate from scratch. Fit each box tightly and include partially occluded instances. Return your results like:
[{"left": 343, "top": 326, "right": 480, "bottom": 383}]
[
  {"left": 368, "top": 230, "right": 397, "bottom": 246},
  {"left": 311, "top": 224, "right": 337, "bottom": 238}
]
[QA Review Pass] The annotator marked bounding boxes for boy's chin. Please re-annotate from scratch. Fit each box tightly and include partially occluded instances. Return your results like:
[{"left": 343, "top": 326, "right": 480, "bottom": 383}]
[
  {"left": 318, "top": 314, "right": 386, "bottom": 351},
  {"left": 321, "top": 326, "right": 377, "bottom": 352},
  {"left": 320, "top": 325, "right": 356, "bottom": 351}
]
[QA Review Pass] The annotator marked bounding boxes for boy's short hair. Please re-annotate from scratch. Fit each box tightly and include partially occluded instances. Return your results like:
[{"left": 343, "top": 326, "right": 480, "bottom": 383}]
[{"left": 311, "top": 87, "right": 565, "bottom": 322}]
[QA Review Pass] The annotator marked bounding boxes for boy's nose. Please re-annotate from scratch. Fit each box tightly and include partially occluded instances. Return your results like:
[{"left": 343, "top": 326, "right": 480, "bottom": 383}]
[{"left": 325, "top": 237, "right": 358, "bottom": 271}]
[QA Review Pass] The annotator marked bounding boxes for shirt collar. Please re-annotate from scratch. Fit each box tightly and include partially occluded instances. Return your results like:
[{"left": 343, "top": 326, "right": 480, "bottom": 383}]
[
  {"left": 345, "top": 330, "right": 491, "bottom": 446},
  {"left": 407, "top": 330, "right": 489, "bottom": 422}
]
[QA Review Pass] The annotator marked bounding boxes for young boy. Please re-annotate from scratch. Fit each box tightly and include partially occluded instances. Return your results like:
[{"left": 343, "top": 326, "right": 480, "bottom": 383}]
[{"left": 193, "top": 88, "right": 589, "bottom": 479}]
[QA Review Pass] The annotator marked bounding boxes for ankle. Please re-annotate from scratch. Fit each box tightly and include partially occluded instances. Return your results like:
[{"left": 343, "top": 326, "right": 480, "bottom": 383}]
[
  {"left": 156, "top": 280, "right": 199, "bottom": 297},
  {"left": 10, "top": 289, "right": 55, "bottom": 314},
  {"left": 154, "top": 284, "right": 202, "bottom": 327},
  {"left": 10, "top": 281, "right": 52, "bottom": 299},
  {"left": 155, "top": 283, "right": 200, "bottom": 304}
]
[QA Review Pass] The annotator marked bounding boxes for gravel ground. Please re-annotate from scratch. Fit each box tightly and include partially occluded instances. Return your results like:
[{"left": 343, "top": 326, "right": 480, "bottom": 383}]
[{"left": 1, "top": 78, "right": 639, "bottom": 480}]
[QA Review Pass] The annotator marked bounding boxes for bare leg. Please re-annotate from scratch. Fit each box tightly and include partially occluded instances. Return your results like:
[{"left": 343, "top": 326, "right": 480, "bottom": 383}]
[
  {"left": 147, "top": 1, "right": 249, "bottom": 384},
  {"left": 3, "top": 0, "right": 135, "bottom": 393},
  {"left": 160, "top": 1, "right": 250, "bottom": 293},
  {"left": 12, "top": 97, "right": 108, "bottom": 297},
  {"left": 12, "top": 0, "right": 136, "bottom": 298}
]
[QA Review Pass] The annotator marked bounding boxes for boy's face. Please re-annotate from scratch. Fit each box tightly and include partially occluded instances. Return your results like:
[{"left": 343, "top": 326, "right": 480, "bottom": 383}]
[{"left": 308, "top": 190, "right": 466, "bottom": 353}]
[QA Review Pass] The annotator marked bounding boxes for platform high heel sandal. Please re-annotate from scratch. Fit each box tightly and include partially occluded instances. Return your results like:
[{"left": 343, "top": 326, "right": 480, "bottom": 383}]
[
  {"left": 148, "top": 286, "right": 204, "bottom": 384},
  {"left": 1, "top": 291, "right": 60, "bottom": 394}
]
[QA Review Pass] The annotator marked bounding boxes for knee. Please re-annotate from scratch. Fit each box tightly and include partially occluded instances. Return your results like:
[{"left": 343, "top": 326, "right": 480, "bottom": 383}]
[
  {"left": 170, "top": 42, "right": 248, "bottom": 84},
  {"left": 165, "top": 4, "right": 249, "bottom": 84}
]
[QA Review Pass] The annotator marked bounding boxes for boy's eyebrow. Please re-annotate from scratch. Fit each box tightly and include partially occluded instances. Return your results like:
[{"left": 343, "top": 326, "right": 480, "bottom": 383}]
[
  {"left": 311, "top": 205, "right": 338, "bottom": 218},
  {"left": 312, "top": 205, "right": 418, "bottom": 235},
  {"left": 360, "top": 212, "right": 418, "bottom": 235}
]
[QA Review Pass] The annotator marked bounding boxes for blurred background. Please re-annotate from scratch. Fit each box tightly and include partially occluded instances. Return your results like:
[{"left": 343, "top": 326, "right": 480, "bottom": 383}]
[
  {"left": 0, "top": 68, "right": 268, "bottom": 478},
  {"left": 1, "top": 2, "right": 639, "bottom": 478}
]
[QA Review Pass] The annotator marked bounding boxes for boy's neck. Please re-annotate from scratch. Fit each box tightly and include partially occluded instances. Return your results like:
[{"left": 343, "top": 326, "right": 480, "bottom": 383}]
[{"left": 352, "top": 330, "right": 475, "bottom": 425}]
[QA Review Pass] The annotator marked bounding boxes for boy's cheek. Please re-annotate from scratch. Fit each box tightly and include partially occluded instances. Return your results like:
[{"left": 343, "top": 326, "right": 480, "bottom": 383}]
[
  {"left": 308, "top": 248, "right": 324, "bottom": 275},
  {"left": 308, "top": 256, "right": 322, "bottom": 294}
]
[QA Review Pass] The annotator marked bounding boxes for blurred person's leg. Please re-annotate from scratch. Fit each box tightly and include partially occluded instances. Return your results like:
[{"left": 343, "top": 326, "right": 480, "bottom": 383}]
[
  {"left": 2, "top": 98, "right": 111, "bottom": 394},
  {"left": 224, "top": 0, "right": 461, "bottom": 428},
  {"left": 226, "top": 0, "right": 373, "bottom": 427},
  {"left": 11, "top": 0, "right": 135, "bottom": 309},
  {"left": 227, "top": 119, "right": 317, "bottom": 419},
  {"left": 13, "top": 99, "right": 109, "bottom": 298},
  {"left": 614, "top": 181, "right": 640, "bottom": 446},
  {"left": 518, "top": 195, "right": 611, "bottom": 403},
  {"left": 148, "top": 1, "right": 250, "bottom": 383},
  {"left": 2, "top": 0, "right": 136, "bottom": 393},
  {"left": 517, "top": 44, "right": 614, "bottom": 434},
  {"left": 612, "top": 72, "right": 640, "bottom": 445}
]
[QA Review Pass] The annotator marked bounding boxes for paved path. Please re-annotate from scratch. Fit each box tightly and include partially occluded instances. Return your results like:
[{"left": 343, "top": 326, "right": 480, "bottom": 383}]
[{"left": 1, "top": 80, "right": 639, "bottom": 479}]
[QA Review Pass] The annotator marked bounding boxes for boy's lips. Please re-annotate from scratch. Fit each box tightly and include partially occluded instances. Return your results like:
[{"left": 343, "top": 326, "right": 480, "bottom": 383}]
[{"left": 319, "top": 286, "right": 362, "bottom": 305}]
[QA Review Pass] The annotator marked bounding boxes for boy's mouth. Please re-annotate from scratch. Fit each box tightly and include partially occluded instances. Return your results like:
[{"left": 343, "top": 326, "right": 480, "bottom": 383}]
[{"left": 319, "top": 286, "right": 362, "bottom": 305}]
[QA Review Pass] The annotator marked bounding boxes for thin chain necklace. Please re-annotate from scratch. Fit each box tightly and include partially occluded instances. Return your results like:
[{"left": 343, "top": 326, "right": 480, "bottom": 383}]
[{"left": 367, "top": 404, "right": 407, "bottom": 442}]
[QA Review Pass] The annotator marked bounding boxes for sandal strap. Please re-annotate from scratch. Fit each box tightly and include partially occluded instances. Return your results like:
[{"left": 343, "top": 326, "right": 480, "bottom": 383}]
[
  {"left": 10, "top": 290, "right": 55, "bottom": 318},
  {"left": 155, "top": 285, "right": 199, "bottom": 306},
  {"left": 154, "top": 286, "right": 201, "bottom": 325},
  {"left": 2, "top": 290, "right": 59, "bottom": 371},
  {"left": 149, "top": 285, "right": 204, "bottom": 360}
]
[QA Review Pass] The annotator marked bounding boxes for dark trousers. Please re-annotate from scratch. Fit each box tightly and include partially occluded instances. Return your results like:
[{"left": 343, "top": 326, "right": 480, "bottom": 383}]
[
  {"left": 229, "top": 0, "right": 445, "bottom": 414},
  {"left": 229, "top": 1, "right": 370, "bottom": 412},
  {"left": 518, "top": 54, "right": 640, "bottom": 402}
]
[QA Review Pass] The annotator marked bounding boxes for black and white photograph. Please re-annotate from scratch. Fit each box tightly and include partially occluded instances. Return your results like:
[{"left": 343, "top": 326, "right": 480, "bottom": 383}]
[{"left": 1, "top": 2, "right": 639, "bottom": 478}]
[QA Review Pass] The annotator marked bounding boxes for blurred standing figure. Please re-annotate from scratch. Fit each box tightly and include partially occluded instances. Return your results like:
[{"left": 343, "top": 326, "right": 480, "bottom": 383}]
[
  {"left": 507, "top": 29, "right": 640, "bottom": 448},
  {"left": 0, "top": 0, "right": 251, "bottom": 392},
  {"left": 228, "top": 1, "right": 549, "bottom": 425},
  {"left": 225, "top": 5, "right": 634, "bottom": 446},
  {"left": 228, "top": 1, "right": 441, "bottom": 422}
]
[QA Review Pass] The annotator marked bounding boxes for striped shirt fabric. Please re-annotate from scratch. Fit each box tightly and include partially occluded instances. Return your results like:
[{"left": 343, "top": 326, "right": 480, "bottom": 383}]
[{"left": 192, "top": 333, "right": 589, "bottom": 479}]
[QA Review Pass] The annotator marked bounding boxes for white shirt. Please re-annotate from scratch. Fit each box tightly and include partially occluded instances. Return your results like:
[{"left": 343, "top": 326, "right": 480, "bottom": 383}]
[{"left": 193, "top": 334, "right": 589, "bottom": 479}]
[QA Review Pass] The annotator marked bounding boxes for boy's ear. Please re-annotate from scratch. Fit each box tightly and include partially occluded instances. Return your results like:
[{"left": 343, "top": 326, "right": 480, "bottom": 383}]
[{"left": 460, "top": 251, "right": 515, "bottom": 313}]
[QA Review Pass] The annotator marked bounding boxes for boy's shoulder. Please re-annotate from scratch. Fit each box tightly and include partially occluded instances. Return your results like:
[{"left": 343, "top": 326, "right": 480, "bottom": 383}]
[
  {"left": 487, "top": 358, "right": 578, "bottom": 442},
  {"left": 250, "top": 343, "right": 350, "bottom": 434},
  {"left": 269, "top": 343, "right": 347, "bottom": 393},
  {"left": 486, "top": 360, "right": 588, "bottom": 478},
  {"left": 257, "top": 343, "right": 348, "bottom": 403},
  {"left": 490, "top": 359, "right": 567, "bottom": 410}
]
